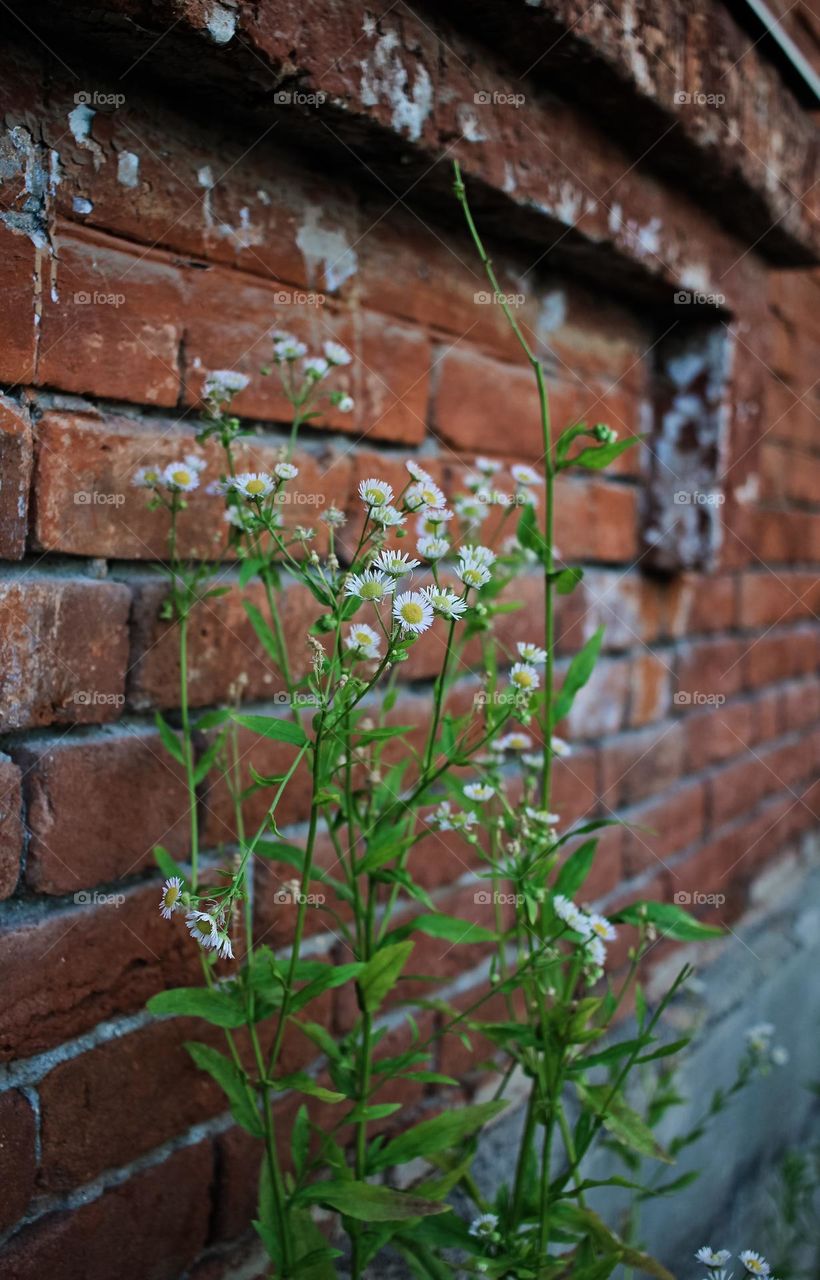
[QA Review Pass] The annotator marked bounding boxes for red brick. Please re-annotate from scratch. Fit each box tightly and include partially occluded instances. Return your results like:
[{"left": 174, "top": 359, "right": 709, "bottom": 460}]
[
  {"left": 780, "top": 677, "right": 820, "bottom": 734},
  {"left": 1, "top": 1143, "right": 212, "bottom": 1280},
  {"left": 0, "top": 395, "right": 32, "bottom": 558},
  {"left": 0, "top": 755, "right": 23, "bottom": 899},
  {"left": 12, "top": 730, "right": 190, "bottom": 894},
  {"left": 582, "top": 571, "right": 664, "bottom": 648},
  {"left": 708, "top": 736, "right": 815, "bottom": 829},
  {"left": 600, "top": 721, "right": 687, "bottom": 808},
  {"left": 0, "top": 223, "right": 37, "bottom": 385},
  {"left": 622, "top": 781, "right": 707, "bottom": 874},
  {"left": 38, "top": 1020, "right": 223, "bottom": 1190},
  {"left": 675, "top": 637, "right": 746, "bottom": 707},
  {"left": 38, "top": 224, "right": 184, "bottom": 406},
  {"left": 211, "top": 1126, "right": 262, "bottom": 1244},
  {"left": 0, "top": 575, "right": 131, "bottom": 731},
  {"left": 684, "top": 699, "right": 755, "bottom": 771},
  {"left": 0, "top": 882, "right": 201, "bottom": 1061},
  {"left": 738, "top": 571, "right": 820, "bottom": 629},
  {"left": 566, "top": 656, "right": 632, "bottom": 738},
  {"left": 630, "top": 652, "right": 672, "bottom": 727},
  {"left": 0, "top": 1090, "right": 36, "bottom": 1232},
  {"left": 743, "top": 626, "right": 817, "bottom": 687},
  {"left": 187, "top": 1237, "right": 267, "bottom": 1280},
  {"left": 664, "top": 573, "right": 738, "bottom": 637},
  {"left": 555, "top": 478, "right": 639, "bottom": 563}
]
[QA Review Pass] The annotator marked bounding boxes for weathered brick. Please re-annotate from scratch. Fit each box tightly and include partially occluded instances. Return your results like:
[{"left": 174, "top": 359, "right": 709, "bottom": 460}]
[
  {"left": 622, "top": 781, "right": 706, "bottom": 874},
  {"left": 38, "top": 1020, "right": 223, "bottom": 1190},
  {"left": 1, "top": 1143, "right": 213, "bottom": 1280},
  {"left": 0, "top": 395, "right": 32, "bottom": 558},
  {"left": 600, "top": 721, "right": 687, "bottom": 809},
  {"left": 0, "top": 882, "right": 201, "bottom": 1061},
  {"left": 0, "top": 1089, "right": 36, "bottom": 1232},
  {"left": 0, "top": 223, "right": 37, "bottom": 385},
  {"left": 11, "top": 729, "right": 190, "bottom": 894},
  {"left": 675, "top": 636, "right": 746, "bottom": 707},
  {"left": 0, "top": 575, "right": 131, "bottom": 731},
  {"left": 0, "top": 754, "right": 23, "bottom": 899}
]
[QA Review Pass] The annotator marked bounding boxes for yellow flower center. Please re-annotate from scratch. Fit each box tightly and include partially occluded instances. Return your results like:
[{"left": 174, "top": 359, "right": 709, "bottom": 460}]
[
  {"left": 366, "top": 488, "right": 387, "bottom": 505},
  {"left": 163, "top": 885, "right": 180, "bottom": 907},
  {"left": 171, "top": 469, "right": 191, "bottom": 486},
  {"left": 401, "top": 602, "right": 424, "bottom": 624},
  {"left": 361, "top": 581, "right": 383, "bottom": 599},
  {"left": 246, "top": 478, "right": 266, "bottom": 495},
  {"left": 195, "top": 917, "right": 213, "bottom": 936},
  {"left": 513, "top": 671, "right": 533, "bottom": 688}
]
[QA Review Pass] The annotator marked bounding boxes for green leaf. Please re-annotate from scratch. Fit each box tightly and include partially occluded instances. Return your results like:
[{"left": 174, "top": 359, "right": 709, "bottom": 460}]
[
  {"left": 555, "top": 420, "right": 591, "bottom": 466},
  {"left": 554, "top": 839, "right": 598, "bottom": 897},
  {"left": 232, "top": 711, "right": 308, "bottom": 747},
  {"left": 569, "top": 436, "right": 641, "bottom": 470},
  {"left": 273, "top": 1072, "right": 346, "bottom": 1102},
  {"left": 185, "top": 1042, "right": 262, "bottom": 1135},
  {"left": 359, "top": 942, "right": 414, "bottom": 1014},
  {"left": 551, "top": 627, "right": 604, "bottom": 727},
  {"left": 154, "top": 712, "right": 185, "bottom": 764},
  {"left": 612, "top": 900, "right": 724, "bottom": 940},
  {"left": 296, "top": 1181, "right": 450, "bottom": 1221},
  {"left": 292, "top": 1104, "right": 310, "bottom": 1175},
  {"left": 147, "top": 986, "right": 246, "bottom": 1028},
  {"left": 244, "top": 600, "right": 281, "bottom": 664},
  {"left": 355, "top": 725, "right": 416, "bottom": 744},
  {"left": 552, "top": 566, "right": 584, "bottom": 595},
  {"left": 192, "top": 732, "right": 225, "bottom": 785},
  {"left": 370, "top": 1099, "right": 507, "bottom": 1171},
  {"left": 153, "top": 845, "right": 185, "bottom": 882},
  {"left": 385, "top": 914, "right": 495, "bottom": 946},
  {"left": 576, "top": 1083, "right": 672, "bottom": 1163},
  {"left": 289, "top": 963, "right": 366, "bottom": 1015},
  {"left": 194, "top": 707, "right": 230, "bottom": 731},
  {"left": 517, "top": 504, "right": 548, "bottom": 560},
  {"left": 554, "top": 1203, "right": 674, "bottom": 1279}
]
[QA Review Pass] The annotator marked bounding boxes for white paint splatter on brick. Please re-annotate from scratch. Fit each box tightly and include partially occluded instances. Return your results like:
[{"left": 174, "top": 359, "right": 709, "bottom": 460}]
[
  {"left": 67, "top": 104, "right": 104, "bottom": 169},
  {"left": 360, "top": 30, "right": 433, "bottom": 142},
  {"left": 116, "top": 151, "right": 140, "bottom": 188},
  {"left": 204, "top": 1, "right": 237, "bottom": 44},
  {"left": 538, "top": 289, "right": 567, "bottom": 333},
  {"left": 296, "top": 206, "right": 358, "bottom": 291},
  {"left": 72, "top": 196, "right": 93, "bottom": 215}
]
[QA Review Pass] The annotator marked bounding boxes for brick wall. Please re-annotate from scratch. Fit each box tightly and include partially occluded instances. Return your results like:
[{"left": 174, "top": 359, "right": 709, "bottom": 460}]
[{"left": 0, "top": 2, "right": 818, "bottom": 1276}]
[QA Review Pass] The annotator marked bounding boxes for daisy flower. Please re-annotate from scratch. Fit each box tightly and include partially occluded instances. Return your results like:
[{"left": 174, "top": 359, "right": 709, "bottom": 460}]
[
  {"left": 517, "top": 642, "right": 548, "bottom": 665},
  {"left": 335, "top": 393, "right": 354, "bottom": 413},
  {"left": 323, "top": 340, "right": 352, "bottom": 365},
  {"left": 406, "top": 461, "right": 434, "bottom": 483},
  {"left": 695, "top": 1248, "right": 732, "bottom": 1270},
  {"left": 430, "top": 801, "right": 455, "bottom": 830},
  {"left": 373, "top": 549, "right": 420, "bottom": 577},
  {"left": 345, "top": 623, "right": 381, "bottom": 660},
  {"left": 553, "top": 894, "right": 588, "bottom": 934},
  {"left": 511, "top": 463, "right": 541, "bottom": 487},
  {"left": 456, "top": 558, "right": 491, "bottom": 590},
  {"left": 393, "top": 591, "right": 434, "bottom": 634},
  {"left": 159, "top": 876, "right": 183, "bottom": 919},
  {"left": 461, "top": 544, "right": 496, "bottom": 567},
  {"left": 510, "top": 662, "right": 540, "bottom": 693},
  {"left": 370, "top": 504, "right": 405, "bottom": 528},
  {"left": 303, "top": 356, "right": 329, "bottom": 379},
  {"left": 344, "top": 570, "right": 393, "bottom": 602},
  {"left": 162, "top": 461, "right": 200, "bottom": 492},
  {"left": 739, "top": 1251, "right": 770, "bottom": 1276},
  {"left": 274, "top": 461, "right": 299, "bottom": 481},
  {"left": 421, "top": 586, "right": 468, "bottom": 620},
  {"left": 495, "top": 731, "right": 534, "bottom": 752},
  {"left": 586, "top": 912, "right": 616, "bottom": 942},
  {"left": 450, "top": 808, "right": 478, "bottom": 831},
  {"left": 464, "top": 782, "right": 494, "bottom": 802},
  {"left": 454, "top": 495, "right": 489, "bottom": 524},
  {"left": 359, "top": 478, "right": 394, "bottom": 508},
  {"left": 132, "top": 465, "right": 162, "bottom": 489},
  {"left": 586, "top": 935, "right": 607, "bottom": 969},
  {"left": 416, "top": 509, "right": 453, "bottom": 537},
  {"left": 321, "top": 506, "right": 347, "bottom": 527},
  {"left": 186, "top": 910, "right": 220, "bottom": 950},
  {"left": 184, "top": 453, "right": 208, "bottom": 473},
  {"left": 405, "top": 479, "right": 446, "bottom": 511},
  {"left": 232, "top": 472, "right": 274, "bottom": 499},
  {"left": 468, "top": 1213, "right": 499, "bottom": 1238},
  {"left": 474, "top": 457, "right": 502, "bottom": 477},
  {"left": 551, "top": 735, "right": 570, "bottom": 757},
  {"left": 273, "top": 335, "right": 307, "bottom": 361},
  {"left": 525, "top": 807, "right": 559, "bottom": 827},
  {"left": 217, "top": 933, "right": 234, "bottom": 961},
  {"left": 203, "top": 369, "right": 250, "bottom": 400},
  {"left": 417, "top": 535, "right": 449, "bottom": 560},
  {"left": 223, "top": 507, "right": 251, "bottom": 530}
]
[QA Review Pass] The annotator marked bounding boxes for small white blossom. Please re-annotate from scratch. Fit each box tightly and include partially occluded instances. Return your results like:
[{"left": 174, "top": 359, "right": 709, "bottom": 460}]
[
  {"left": 551, "top": 735, "right": 571, "bottom": 757},
  {"left": 303, "top": 356, "right": 329, "bottom": 379},
  {"left": 771, "top": 1045, "right": 789, "bottom": 1066},
  {"left": 417, "top": 535, "right": 449, "bottom": 560},
  {"left": 224, "top": 507, "right": 250, "bottom": 529},
  {"left": 421, "top": 586, "right": 467, "bottom": 620},
  {"left": 586, "top": 913, "right": 616, "bottom": 942},
  {"left": 344, "top": 570, "right": 393, "bottom": 602},
  {"left": 336, "top": 393, "right": 354, "bottom": 413},
  {"left": 273, "top": 335, "right": 307, "bottom": 361},
  {"left": 511, "top": 463, "right": 541, "bottom": 487},
  {"left": 184, "top": 453, "right": 208, "bottom": 473},
  {"left": 217, "top": 934, "right": 234, "bottom": 961},
  {"left": 456, "top": 558, "right": 491, "bottom": 590},
  {"left": 495, "top": 732, "right": 534, "bottom": 752},
  {"left": 321, "top": 506, "right": 347, "bottom": 528},
  {"left": 745, "top": 1023, "right": 775, "bottom": 1055},
  {"left": 370, "top": 504, "right": 405, "bottom": 528},
  {"left": 232, "top": 471, "right": 274, "bottom": 499},
  {"left": 525, "top": 807, "right": 559, "bottom": 828},
  {"left": 510, "top": 662, "right": 539, "bottom": 693},
  {"left": 186, "top": 910, "right": 220, "bottom": 950},
  {"left": 163, "top": 461, "right": 200, "bottom": 492},
  {"left": 132, "top": 465, "right": 162, "bottom": 489},
  {"left": 406, "top": 461, "right": 434, "bottom": 483},
  {"left": 461, "top": 544, "right": 496, "bottom": 567},
  {"left": 517, "top": 642, "right": 548, "bottom": 665},
  {"left": 359, "top": 478, "right": 394, "bottom": 508},
  {"left": 393, "top": 590, "right": 434, "bottom": 634},
  {"left": 159, "top": 877, "right": 184, "bottom": 919},
  {"left": 468, "top": 1212, "right": 499, "bottom": 1238},
  {"left": 586, "top": 935, "right": 607, "bottom": 969},
  {"left": 203, "top": 369, "right": 250, "bottom": 400},
  {"left": 695, "top": 1248, "right": 733, "bottom": 1270},
  {"left": 345, "top": 623, "right": 381, "bottom": 660},
  {"left": 739, "top": 1251, "right": 770, "bottom": 1276},
  {"left": 323, "top": 340, "right": 352, "bottom": 366},
  {"left": 416, "top": 509, "right": 454, "bottom": 537},
  {"left": 274, "top": 462, "right": 299, "bottom": 481},
  {"left": 454, "top": 494, "right": 489, "bottom": 524},
  {"left": 464, "top": 782, "right": 494, "bottom": 802},
  {"left": 474, "top": 457, "right": 502, "bottom": 477},
  {"left": 373, "top": 549, "right": 420, "bottom": 577},
  {"left": 553, "top": 894, "right": 588, "bottom": 934},
  {"left": 405, "top": 479, "right": 446, "bottom": 511}
]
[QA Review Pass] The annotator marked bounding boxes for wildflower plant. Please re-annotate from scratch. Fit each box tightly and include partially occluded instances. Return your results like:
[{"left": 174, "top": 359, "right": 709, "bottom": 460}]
[{"left": 135, "top": 169, "right": 732, "bottom": 1278}]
